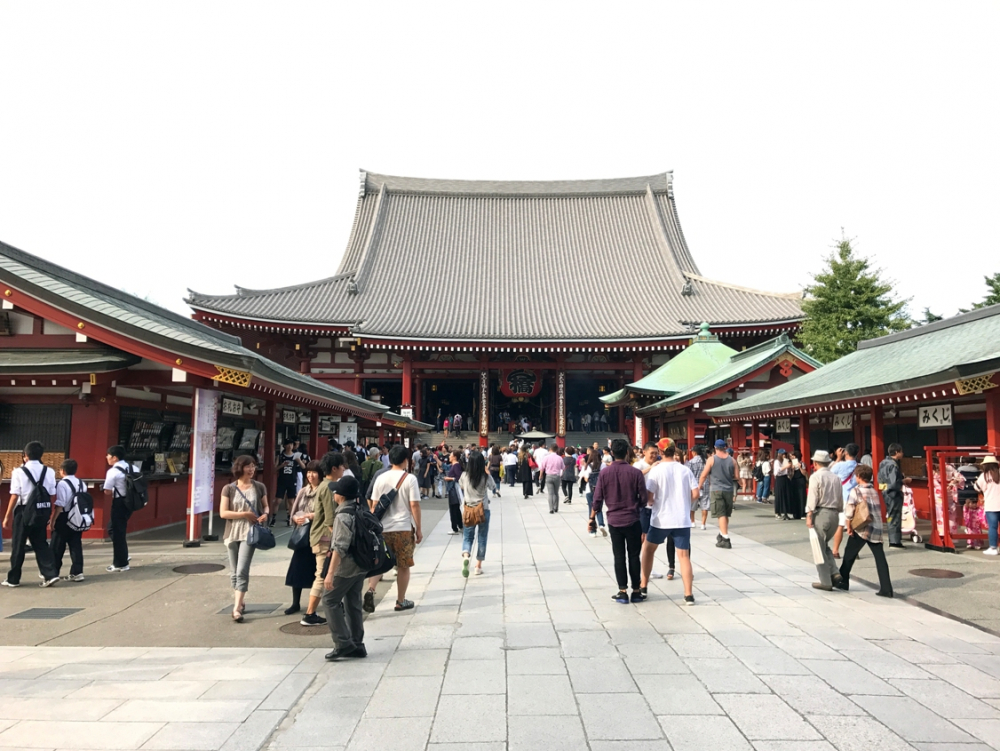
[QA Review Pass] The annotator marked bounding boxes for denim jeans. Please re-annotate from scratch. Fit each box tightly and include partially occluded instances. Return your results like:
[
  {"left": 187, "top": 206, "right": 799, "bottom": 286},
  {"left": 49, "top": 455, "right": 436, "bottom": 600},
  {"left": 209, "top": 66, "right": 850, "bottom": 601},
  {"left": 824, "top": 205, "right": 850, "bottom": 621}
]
[
  {"left": 462, "top": 509, "right": 491, "bottom": 561},
  {"left": 987, "top": 511, "right": 1000, "bottom": 549},
  {"left": 586, "top": 489, "right": 605, "bottom": 527},
  {"left": 756, "top": 476, "right": 771, "bottom": 501}
]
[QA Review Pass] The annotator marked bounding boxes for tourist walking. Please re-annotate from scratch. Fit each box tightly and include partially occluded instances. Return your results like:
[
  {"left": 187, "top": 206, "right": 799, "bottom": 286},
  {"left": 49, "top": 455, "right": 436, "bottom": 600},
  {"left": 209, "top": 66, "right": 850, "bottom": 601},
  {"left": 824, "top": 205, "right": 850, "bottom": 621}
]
[
  {"left": 773, "top": 449, "right": 793, "bottom": 520},
  {"left": 791, "top": 450, "right": 808, "bottom": 518},
  {"left": 104, "top": 445, "right": 134, "bottom": 573},
  {"left": 503, "top": 447, "right": 518, "bottom": 487},
  {"left": 977, "top": 456, "right": 1000, "bottom": 555},
  {"left": 284, "top": 461, "right": 325, "bottom": 623},
  {"left": 359, "top": 447, "right": 382, "bottom": 503},
  {"left": 878, "top": 443, "right": 908, "bottom": 548},
  {"left": 453, "top": 413, "right": 463, "bottom": 438},
  {"left": 274, "top": 438, "right": 304, "bottom": 527},
  {"left": 445, "top": 450, "right": 465, "bottom": 533},
  {"left": 443, "top": 417, "right": 450, "bottom": 439},
  {"left": 365, "top": 445, "right": 422, "bottom": 613},
  {"left": 634, "top": 442, "right": 668, "bottom": 578},
  {"left": 460, "top": 450, "right": 495, "bottom": 577},
  {"left": 51, "top": 459, "right": 87, "bottom": 581},
  {"left": 539, "top": 445, "right": 565, "bottom": 513},
  {"left": 321, "top": 475, "right": 368, "bottom": 660},
  {"left": 532, "top": 443, "right": 549, "bottom": 490},
  {"left": 2, "top": 441, "right": 59, "bottom": 588},
  {"left": 220, "top": 455, "right": 269, "bottom": 622},
  {"left": 805, "top": 450, "right": 845, "bottom": 591},
  {"left": 837, "top": 464, "right": 893, "bottom": 597},
  {"left": 830, "top": 443, "right": 860, "bottom": 558},
  {"left": 488, "top": 447, "right": 502, "bottom": 498},
  {"left": 562, "top": 446, "right": 577, "bottom": 503},
  {"left": 698, "top": 439, "right": 736, "bottom": 548},
  {"left": 641, "top": 437, "right": 698, "bottom": 605},
  {"left": 581, "top": 451, "right": 607, "bottom": 537},
  {"left": 754, "top": 450, "right": 772, "bottom": 503},
  {"left": 737, "top": 450, "right": 753, "bottom": 496},
  {"left": 518, "top": 447, "right": 534, "bottom": 499},
  {"left": 591, "top": 439, "right": 648, "bottom": 603}
]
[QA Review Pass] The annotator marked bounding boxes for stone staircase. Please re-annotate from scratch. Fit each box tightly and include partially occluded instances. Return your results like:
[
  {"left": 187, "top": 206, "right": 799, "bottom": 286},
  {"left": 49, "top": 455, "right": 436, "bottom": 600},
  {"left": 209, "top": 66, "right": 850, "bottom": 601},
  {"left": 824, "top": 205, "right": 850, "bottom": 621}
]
[{"left": 414, "top": 430, "right": 628, "bottom": 448}]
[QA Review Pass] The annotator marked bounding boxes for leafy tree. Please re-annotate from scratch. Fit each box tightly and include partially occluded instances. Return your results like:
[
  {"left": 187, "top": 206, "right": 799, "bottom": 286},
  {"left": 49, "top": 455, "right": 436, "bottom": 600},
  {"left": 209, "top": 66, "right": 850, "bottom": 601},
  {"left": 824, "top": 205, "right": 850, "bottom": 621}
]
[
  {"left": 963, "top": 272, "right": 1000, "bottom": 312},
  {"left": 798, "top": 235, "right": 910, "bottom": 363},
  {"left": 916, "top": 307, "right": 943, "bottom": 326}
]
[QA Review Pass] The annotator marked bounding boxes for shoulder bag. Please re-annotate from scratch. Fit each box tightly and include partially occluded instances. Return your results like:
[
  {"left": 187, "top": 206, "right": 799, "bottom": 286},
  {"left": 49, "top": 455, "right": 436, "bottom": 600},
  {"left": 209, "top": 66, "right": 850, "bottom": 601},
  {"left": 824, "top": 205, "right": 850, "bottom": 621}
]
[
  {"left": 850, "top": 487, "right": 872, "bottom": 531},
  {"left": 461, "top": 477, "right": 487, "bottom": 527},
  {"left": 234, "top": 483, "right": 275, "bottom": 550}
]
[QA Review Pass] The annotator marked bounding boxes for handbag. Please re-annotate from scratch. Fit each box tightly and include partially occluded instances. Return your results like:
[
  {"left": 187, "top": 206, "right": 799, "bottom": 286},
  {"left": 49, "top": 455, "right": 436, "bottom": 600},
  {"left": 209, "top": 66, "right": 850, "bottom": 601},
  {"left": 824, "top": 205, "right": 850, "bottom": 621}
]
[
  {"left": 851, "top": 488, "right": 872, "bottom": 531},
  {"left": 807, "top": 526, "right": 825, "bottom": 565},
  {"left": 235, "top": 484, "right": 276, "bottom": 551},
  {"left": 463, "top": 502, "right": 486, "bottom": 527},
  {"left": 288, "top": 519, "right": 312, "bottom": 551}
]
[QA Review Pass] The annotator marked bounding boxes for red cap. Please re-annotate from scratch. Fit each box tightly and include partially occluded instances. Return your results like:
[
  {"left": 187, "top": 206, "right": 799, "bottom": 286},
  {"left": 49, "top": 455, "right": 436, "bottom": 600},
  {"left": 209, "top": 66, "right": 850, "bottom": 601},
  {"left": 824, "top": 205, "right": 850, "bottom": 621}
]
[{"left": 657, "top": 437, "right": 675, "bottom": 453}]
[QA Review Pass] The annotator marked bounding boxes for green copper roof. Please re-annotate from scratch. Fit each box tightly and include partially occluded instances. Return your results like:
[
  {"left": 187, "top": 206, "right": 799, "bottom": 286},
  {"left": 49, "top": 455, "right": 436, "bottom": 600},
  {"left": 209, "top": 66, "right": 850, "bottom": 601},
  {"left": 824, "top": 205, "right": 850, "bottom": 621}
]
[
  {"left": 601, "top": 323, "right": 737, "bottom": 406},
  {"left": 707, "top": 305, "right": 1000, "bottom": 418},
  {"left": 636, "top": 335, "right": 821, "bottom": 415}
]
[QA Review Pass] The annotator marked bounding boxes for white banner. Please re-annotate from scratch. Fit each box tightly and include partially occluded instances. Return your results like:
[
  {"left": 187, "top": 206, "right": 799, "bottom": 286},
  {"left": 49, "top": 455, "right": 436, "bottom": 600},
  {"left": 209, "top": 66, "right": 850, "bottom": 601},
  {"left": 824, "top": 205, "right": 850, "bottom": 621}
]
[
  {"left": 919, "top": 403, "right": 953, "bottom": 428},
  {"left": 190, "top": 389, "right": 221, "bottom": 516},
  {"left": 339, "top": 422, "right": 358, "bottom": 446}
]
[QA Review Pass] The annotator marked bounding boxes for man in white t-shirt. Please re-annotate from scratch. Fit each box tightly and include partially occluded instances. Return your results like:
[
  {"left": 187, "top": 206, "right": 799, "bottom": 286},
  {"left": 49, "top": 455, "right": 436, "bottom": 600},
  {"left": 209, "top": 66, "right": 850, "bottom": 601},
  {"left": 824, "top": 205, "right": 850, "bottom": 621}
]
[
  {"left": 502, "top": 448, "right": 518, "bottom": 487},
  {"left": 2, "top": 441, "right": 59, "bottom": 587},
  {"left": 633, "top": 442, "right": 665, "bottom": 580},
  {"left": 642, "top": 437, "right": 699, "bottom": 605},
  {"left": 103, "top": 445, "right": 134, "bottom": 572},
  {"left": 364, "top": 445, "right": 422, "bottom": 613},
  {"left": 532, "top": 443, "right": 549, "bottom": 489}
]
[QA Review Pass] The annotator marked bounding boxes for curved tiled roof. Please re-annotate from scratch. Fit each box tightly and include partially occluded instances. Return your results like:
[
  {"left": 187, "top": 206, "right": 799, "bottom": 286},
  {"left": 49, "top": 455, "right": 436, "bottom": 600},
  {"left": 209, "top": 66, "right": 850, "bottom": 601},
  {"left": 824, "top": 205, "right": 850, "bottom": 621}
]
[{"left": 187, "top": 171, "right": 804, "bottom": 341}]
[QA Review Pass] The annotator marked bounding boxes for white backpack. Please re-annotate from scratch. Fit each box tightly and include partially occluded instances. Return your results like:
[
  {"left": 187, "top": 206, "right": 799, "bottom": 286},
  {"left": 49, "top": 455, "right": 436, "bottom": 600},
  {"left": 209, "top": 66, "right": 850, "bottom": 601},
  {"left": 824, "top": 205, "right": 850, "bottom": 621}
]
[{"left": 63, "top": 478, "right": 95, "bottom": 532}]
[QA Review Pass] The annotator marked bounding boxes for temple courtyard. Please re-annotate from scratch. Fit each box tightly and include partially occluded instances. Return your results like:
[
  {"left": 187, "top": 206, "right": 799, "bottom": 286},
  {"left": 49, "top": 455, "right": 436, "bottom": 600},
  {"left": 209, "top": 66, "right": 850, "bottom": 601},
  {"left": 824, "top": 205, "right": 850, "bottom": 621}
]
[{"left": 1, "top": 497, "right": 1000, "bottom": 750}]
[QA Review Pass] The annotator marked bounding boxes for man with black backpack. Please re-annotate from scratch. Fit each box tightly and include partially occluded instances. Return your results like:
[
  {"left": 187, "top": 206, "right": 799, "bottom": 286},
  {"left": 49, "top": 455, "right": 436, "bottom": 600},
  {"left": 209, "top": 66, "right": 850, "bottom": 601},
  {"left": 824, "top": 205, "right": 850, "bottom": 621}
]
[
  {"left": 51, "top": 458, "right": 92, "bottom": 581},
  {"left": 104, "top": 445, "right": 134, "bottom": 572},
  {"left": 321, "top": 475, "right": 369, "bottom": 661},
  {"left": 2, "top": 441, "right": 59, "bottom": 588}
]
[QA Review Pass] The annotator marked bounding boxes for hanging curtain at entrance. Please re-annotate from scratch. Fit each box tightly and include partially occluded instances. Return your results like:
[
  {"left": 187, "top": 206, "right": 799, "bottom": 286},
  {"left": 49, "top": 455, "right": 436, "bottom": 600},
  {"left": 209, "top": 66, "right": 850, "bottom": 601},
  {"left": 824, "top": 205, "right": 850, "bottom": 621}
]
[{"left": 500, "top": 368, "right": 541, "bottom": 398}]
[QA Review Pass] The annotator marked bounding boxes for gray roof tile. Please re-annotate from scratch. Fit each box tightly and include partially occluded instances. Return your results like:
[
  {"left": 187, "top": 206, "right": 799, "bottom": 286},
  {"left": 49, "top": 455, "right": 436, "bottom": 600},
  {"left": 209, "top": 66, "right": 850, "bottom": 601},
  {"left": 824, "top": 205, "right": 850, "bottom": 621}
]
[{"left": 188, "top": 171, "right": 804, "bottom": 340}]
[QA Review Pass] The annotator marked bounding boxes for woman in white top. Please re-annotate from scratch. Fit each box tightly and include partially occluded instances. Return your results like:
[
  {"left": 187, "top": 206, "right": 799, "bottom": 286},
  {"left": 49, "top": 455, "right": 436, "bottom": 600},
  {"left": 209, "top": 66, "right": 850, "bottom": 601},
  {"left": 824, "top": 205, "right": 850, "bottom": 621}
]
[
  {"left": 459, "top": 450, "right": 496, "bottom": 577},
  {"left": 220, "top": 455, "right": 269, "bottom": 623},
  {"left": 977, "top": 455, "right": 1000, "bottom": 555}
]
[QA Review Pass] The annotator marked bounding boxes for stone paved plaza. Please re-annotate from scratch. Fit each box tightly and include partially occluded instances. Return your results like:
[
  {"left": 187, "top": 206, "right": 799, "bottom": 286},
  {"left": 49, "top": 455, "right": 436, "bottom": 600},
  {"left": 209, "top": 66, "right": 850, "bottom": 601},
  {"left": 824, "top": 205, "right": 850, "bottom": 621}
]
[{"left": 4, "top": 494, "right": 1000, "bottom": 750}]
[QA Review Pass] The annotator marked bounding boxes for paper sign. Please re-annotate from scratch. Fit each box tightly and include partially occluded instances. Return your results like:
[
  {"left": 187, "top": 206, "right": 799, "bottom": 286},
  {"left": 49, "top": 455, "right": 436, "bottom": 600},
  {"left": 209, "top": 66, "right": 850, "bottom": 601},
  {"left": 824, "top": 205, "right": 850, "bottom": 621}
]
[
  {"left": 190, "top": 389, "right": 221, "bottom": 515},
  {"left": 775, "top": 418, "right": 791, "bottom": 434},
  {"left": 918, "top": 403, "right": 953, "bottom": 428},
  {"left": 831, "top": 413, "right": 853, "bottom": 432}
]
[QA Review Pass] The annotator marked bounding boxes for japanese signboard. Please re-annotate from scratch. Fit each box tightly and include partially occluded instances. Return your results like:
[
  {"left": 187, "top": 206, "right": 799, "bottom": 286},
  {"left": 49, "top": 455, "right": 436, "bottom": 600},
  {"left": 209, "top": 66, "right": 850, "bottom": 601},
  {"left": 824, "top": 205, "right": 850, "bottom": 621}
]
[
  {"left": 918, "top": 403, "right": 953, "bottom": 429},
  {"left": 775, "top": 418, "right": 791, "bottom": 434},
  {"left": 831, "top": 413, "right": 853, "bottom": 432},
  {"left": 500, "top": 368, "right": 541, "bottom": 398},
  {"left": 221, "top": 397, "right": 243, "bottom": 416}
]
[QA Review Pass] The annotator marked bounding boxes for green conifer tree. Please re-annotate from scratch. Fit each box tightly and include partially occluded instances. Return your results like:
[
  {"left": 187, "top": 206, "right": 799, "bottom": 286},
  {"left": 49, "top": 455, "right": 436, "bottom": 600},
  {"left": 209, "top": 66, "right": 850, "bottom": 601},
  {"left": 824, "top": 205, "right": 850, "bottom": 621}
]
[
  {"left": 798, "top": 236, "right": 910, "bottom": 363},
  {"left": 966, "top": 272, "right": 1000, "bottom": 311}
]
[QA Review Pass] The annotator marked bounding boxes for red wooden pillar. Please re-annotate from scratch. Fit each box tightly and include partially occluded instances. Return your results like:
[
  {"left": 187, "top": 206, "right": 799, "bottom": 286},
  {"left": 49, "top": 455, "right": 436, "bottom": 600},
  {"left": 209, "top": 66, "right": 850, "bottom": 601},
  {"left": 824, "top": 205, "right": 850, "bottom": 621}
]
[
  {"left": 751, "top": 422, "right": 760, "bottom": 457},
  {"left": 617, "top": 375, "right": 625, "bottom": 433},
  {"left": 402, "top": 353, "right": 413, "bottom": 410},
  {"left": 378, "top": 422, "right": 385, "bottom": 446},
  {"left": 871, "top": 405, "right": 886, "bottom": 522},
  {"left": 414, "top": 374, "right": 422, "bottom": 422},
  {"left": 987, "top": 390, "right": 1000, "bottom": 450},
  {"left": 687, "top": 411, "right": 696, "bottom": 454},
  {"left": 309, "top": 410, "right": 319, "bottom": 460},
  {"left": 799, "top": 414, "right": 811, "bottom": 462},
  {"left": 263, "top": 400, "right": 276, "bottom": 502},
  {"left": 69, "top": 389, "right": 119, "bottom": 539},
  {"left": 353, "top": 357, "right": 364, "bottom": 396},
  {"left": 633, "top": 355, "right": 644, "bottom": 384}
]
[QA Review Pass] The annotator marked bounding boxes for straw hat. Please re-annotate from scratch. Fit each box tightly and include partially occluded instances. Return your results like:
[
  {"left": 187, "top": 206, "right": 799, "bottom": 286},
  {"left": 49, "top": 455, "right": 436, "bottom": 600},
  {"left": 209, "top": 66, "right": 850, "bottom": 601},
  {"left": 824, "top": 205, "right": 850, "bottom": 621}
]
[
  {"left": 982, "top": 455, "right": 999, "bottom": 467},
  {"left": 811, "top": 450, "right": 832, "bottom": 464}
]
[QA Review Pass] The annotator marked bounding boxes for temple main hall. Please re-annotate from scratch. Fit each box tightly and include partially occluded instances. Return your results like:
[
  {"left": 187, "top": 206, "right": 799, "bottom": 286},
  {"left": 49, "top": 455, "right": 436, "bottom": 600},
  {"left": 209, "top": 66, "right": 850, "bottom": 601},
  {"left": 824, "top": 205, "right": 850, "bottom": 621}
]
[{"left": 187, "top": 171, "right": 805, "bottom": 446}]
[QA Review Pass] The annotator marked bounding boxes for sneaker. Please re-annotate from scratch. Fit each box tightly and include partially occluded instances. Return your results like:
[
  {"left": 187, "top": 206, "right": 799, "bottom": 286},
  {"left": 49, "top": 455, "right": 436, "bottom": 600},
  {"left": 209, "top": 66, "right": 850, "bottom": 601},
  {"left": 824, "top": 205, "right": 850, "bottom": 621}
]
[
  {"left": 716, "top": 538, "right": 732, "bottom": 549},
  {"left": 589, "top": 531, "right": 597, "bottom": 538},
  {"left": 106, "top": 565, "right": 130, "bottom": 572},
  {"left": 1, "top": 580, "right": 20, "bottom": 588},
  {"left": 300, "top": 612, "right": 327, "bottom": 627},
  {"left": 462, "top": 559, "right": 470, "bottom": 578},
  {"left": 448, "top": 530, "right": 460, "bottom": 535},
  {"left": 684, "top": 595, "right": 695, "bottom": 606},
  {"left": 62, "top": 574, "right": 85, "bottom": 582},
  {"left": 612, "top": 590, "right": 629, "bottom": 604},
  {"left": 600, "top": 527, "right": 608, "bottom": 537},
  {"left": 40, "top": 577, "right": 59, "bottom": 588},
  {"left": 650, "top": 571, "right": 664, "bottom": 580},
  {"left": 474, "top": 567, "right": 483, "bottom": 576},
  {"left": 717, "top": 533, "right": 724, "bottom": 542},
  {"left": 700, "top": 523, "right": 707, "bottom": 530},
  {"left": 630, "top": 590, "right": 646, "bottom": 603},
  {"left": 363, "top": 589, "right": 376, "bottom": 613},
  {"left": 985, "top": 548, "right": 999, "bottom": 556}
]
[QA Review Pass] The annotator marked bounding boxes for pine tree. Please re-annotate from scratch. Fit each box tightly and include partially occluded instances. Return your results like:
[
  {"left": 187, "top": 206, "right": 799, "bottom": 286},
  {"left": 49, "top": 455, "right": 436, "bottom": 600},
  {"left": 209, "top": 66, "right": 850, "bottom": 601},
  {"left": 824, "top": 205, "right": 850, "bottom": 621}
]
[
  {"left": 798, "top": 236, "right": 910, "bottom": 363},
  {"left": 966, "top": 272, "right": 1000, "bottom": 311},
  {"left": 917, "top": 307, "right": 943, "bottom": 325}
]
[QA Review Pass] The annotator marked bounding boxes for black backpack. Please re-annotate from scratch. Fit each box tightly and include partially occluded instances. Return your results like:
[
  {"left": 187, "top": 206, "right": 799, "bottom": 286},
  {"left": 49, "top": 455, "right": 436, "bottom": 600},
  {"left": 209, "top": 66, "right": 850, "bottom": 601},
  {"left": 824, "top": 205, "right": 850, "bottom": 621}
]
[
  {"left": 63, "top": 478, "right": 95, "bottom": 532},
  {"left": 116, "top": 465, "right": 149, "bottom": 512},
  {"left": 753, "top": 462, "right": 764, "bottom": 482},
  {"left": 373, "top": 472, "right": 407, "bottom": 520},
  {"left": 348, "top": 503, "right": 396, "bottom": 575},
  {"left": 21, "top": 466, "right": 52, "bottom": 527}
]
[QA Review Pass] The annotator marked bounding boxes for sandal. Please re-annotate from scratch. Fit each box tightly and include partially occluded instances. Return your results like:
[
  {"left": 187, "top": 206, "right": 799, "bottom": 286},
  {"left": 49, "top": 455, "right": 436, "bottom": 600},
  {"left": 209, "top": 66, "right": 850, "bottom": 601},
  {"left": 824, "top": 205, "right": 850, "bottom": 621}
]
[
  {"left": 394, "top": 599, "right": 415, "bottom": 611},
  {"left": 232, "top": 610, "right": 244, "bottom": 623},
  {"left": 666, "top": 569, "right": 675, "bottom": 580}
]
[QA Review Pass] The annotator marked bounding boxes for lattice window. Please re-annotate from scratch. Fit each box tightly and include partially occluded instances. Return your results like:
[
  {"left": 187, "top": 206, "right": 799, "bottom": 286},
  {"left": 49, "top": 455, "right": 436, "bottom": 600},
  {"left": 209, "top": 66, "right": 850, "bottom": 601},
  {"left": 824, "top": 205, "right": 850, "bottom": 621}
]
[
  {"left": 955, "top": 374, "right": 998, "bottom": 396},
  {"left": 214, "top": 366, "right": 252, "bottom": 387}
]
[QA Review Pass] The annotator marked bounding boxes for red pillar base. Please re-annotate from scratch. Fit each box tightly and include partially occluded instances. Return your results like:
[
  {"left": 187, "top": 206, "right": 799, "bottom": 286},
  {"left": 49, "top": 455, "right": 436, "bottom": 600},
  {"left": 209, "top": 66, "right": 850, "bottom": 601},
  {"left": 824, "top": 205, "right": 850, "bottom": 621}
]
[
  {"left": 479, "top": 434, "right": 488, "bottom": 448},
  {"left": 556, "top": 436, "right": 566, "bottom": 449}
]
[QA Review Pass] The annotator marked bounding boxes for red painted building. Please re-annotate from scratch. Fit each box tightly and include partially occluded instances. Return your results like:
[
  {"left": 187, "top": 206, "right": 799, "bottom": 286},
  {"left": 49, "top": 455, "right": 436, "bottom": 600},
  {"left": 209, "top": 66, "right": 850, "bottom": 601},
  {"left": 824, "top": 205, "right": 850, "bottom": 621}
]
[{"left": 188, "top": 171, "right": 806, "bottom": 447}]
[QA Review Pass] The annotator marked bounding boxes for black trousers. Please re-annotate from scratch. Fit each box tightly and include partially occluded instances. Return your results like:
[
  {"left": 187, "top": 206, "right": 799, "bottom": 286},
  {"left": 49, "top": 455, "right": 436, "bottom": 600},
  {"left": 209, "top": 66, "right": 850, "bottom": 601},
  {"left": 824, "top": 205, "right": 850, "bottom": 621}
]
[
  {"left": 839, "top": 533, "right": 893, "bottom": 595},
  {"left": 50, "top": 514, "right": 84, "bottom": 577},
  {"left": 490, "top": 470, "right": 501, "bottom": 493},
  {"left": 609, "top": 520, "right": 642, "bottom": 591},
  {"left": 522, "top": 477, "right": 533, "bottom": 497},
  {"left": 6, "top": 506, "right": 57, "bottom": 585},
  {"left": 448, "top": 503, "right": 463, "bottom": 532},
  {"left": 666, "top": 537, "right": 676, "bottom": 569},
  {"left": 562, "top": 480, "right": 574, "bottom": 501},
  {"left": 884, "top": 492, "right": 903, "bottom": 545},
  {"left": 110, "top": 497, "right": 132, "bottom": 568}
]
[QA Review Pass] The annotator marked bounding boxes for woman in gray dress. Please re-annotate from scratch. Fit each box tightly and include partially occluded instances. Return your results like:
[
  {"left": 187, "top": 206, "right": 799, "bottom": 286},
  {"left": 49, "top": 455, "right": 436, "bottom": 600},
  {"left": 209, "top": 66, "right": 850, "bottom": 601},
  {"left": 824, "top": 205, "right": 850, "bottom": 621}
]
[{"left": 220, "top": 455, "right": 269, "bottom": 623}]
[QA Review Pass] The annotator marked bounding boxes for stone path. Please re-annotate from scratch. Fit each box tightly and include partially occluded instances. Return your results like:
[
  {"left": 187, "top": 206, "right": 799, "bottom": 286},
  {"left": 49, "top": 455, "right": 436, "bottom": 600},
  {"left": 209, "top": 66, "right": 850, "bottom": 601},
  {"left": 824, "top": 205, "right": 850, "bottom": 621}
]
[{"left": 4, "top": 492, "right": 1000, "bottom": 749}]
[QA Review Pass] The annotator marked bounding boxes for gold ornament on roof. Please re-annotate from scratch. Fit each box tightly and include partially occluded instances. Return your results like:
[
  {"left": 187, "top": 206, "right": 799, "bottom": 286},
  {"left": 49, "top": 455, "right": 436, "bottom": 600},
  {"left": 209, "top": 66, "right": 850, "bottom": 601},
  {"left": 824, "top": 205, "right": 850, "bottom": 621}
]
[
  {"left": 955, "top": 373, "right": 998, "bottom": 396},
  {"left": 214, "top": 366, "right": 252, "bottom": 387}
]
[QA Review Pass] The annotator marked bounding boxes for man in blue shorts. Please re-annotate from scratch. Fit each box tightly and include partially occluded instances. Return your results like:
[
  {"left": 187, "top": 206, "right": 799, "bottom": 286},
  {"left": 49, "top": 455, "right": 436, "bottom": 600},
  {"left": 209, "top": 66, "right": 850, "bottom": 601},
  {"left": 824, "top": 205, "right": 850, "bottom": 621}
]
[{"left": 641, "top": 437, "right": 699, "bottom": 605}]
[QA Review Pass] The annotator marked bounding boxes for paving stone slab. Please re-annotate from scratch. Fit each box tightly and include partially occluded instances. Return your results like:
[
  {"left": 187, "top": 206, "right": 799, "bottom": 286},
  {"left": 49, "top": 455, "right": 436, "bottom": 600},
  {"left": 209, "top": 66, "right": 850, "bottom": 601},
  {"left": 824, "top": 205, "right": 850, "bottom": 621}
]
[
  {"left": 634, "top": 673, "right": 723, "bottom": 715},
  {"left": 565, "top": 656, "right": 637, "bottom": 693},
  {"left": 429, "top": 695, "right": 506, "bottom": 743},
  {"left": 891, "top": 678, "right": 1000, "bottom": 719},
  {"left": 345, "top": 716, "right": 432, "bottom": 751},
  {"left": 716, "top": 694, "right": 823, "bottom": 740},
  {"left": 507, "top": 674, "right": 578, "bottom": 715},
  {"left": 659, "top": 714, "right": 753, "bottom": 751},
  {"left": 850, "top": 695, "right": 975, "bottom": 744},
  {"left": 577, "top": 693, "right": 662, "bottom": 740},
  {"left": 760, "top": 675, "right": 868, "bottom": 716},
  {"left": 805, "top": 715, "right": 921, "bottom": 751},
  {"left": 508, "top": 714, "right": 587, "bottom": 751},
  {"left": 442, "top": 658, "right": 505, "bottom": 694},
  {"left": 141, "top": 721, "right": 240, "bottom": 750},
  {"left": 364, "top": 676, "right": 442, "bottom": 717}
]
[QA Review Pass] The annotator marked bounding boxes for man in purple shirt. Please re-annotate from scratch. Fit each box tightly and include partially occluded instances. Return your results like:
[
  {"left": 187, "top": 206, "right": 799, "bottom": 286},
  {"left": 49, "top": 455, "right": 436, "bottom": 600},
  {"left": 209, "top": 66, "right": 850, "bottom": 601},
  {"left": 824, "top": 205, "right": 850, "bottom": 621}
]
[{"left": 591, "top": 438, "right": 648, "bottom": 604}]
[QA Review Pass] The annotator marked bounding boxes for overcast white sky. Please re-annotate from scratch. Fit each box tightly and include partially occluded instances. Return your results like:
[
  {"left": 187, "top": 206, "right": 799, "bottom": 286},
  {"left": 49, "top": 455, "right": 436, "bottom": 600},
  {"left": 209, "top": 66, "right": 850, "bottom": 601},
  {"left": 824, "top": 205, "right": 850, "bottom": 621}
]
[{"left": 1, "top": 2, "right": 997, "bottom": 320}]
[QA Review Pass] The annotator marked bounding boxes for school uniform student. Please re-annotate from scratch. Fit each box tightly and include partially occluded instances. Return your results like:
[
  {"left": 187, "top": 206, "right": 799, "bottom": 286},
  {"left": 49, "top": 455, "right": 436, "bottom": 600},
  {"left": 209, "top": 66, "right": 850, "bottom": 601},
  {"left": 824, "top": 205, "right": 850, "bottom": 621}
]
[
  {"left": 2, "top": 441, "right": 59, "bottom": 588},
  {"left": 104, "top": 445, "right": 132, "bottom": 572},
  {"left": 51, "top": 459, "right": 87, "bottom": 581}
]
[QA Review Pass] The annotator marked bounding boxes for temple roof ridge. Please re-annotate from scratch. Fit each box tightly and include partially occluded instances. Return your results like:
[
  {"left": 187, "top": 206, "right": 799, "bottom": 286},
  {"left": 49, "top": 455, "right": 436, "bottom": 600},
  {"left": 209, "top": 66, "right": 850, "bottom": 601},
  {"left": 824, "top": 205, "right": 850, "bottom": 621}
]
[{"left": 360, "top": 169, "right": 674, "bottom": 197}]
